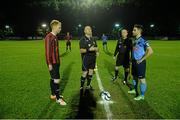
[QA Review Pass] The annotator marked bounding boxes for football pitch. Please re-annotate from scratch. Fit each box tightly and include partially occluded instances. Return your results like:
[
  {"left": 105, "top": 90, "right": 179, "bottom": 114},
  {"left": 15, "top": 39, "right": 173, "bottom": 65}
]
[{"left": 0, "top": 40, "right": 180, "bottom": 119}]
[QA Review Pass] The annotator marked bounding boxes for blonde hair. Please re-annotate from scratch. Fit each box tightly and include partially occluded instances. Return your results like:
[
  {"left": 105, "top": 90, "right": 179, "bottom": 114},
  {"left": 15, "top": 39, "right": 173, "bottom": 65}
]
[{"left": 50, "top": 20, "right": 61, "bottom": 29}]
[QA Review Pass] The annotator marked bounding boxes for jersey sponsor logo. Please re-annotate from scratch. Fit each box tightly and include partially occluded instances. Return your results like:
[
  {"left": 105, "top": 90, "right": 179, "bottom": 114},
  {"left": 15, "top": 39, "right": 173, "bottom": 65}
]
[{"left": 133, "top": 47, "right": 138, "bottom": 51}]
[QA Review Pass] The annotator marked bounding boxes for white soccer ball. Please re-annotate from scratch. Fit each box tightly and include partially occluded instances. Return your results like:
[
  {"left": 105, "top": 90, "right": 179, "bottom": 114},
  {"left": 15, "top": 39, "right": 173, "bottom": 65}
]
[{"left": 100, "top": 91, "right": 111, "bottom": 101}]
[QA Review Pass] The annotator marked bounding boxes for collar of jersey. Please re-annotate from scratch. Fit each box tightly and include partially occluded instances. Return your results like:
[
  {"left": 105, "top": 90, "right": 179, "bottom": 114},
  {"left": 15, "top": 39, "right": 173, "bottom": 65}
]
[
  {"left": 135, "top": 36, "right": 142, "bottom": 42},
  {"left": 51, "top": 32, "right": 56, "bottom": 36},
  {"left": 85, "top": 36, "right": 91, "bottom": 41}
]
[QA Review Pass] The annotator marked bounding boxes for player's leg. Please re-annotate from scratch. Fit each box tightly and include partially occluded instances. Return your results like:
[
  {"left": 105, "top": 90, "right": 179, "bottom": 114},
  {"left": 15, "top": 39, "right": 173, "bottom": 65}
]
[
  {"left": 112, "top": 66, "right": 120, "bottom": 81},
  {"left": 103, "top": 42, "right": 105, "bottom": 50},
  {"left": 50, "top": 78, "right": 56, "bottom": 99},
  {"left": 69, "top": 42, "right": 71, "bottom": 51},
  {"left": 123, "top": 67, "right": 129, "bottom": 84},
  {"left": 105, "top": 42, "right": 107, "bottom": 51},
  {"left": 54, "top": 78, "right": 67, "bottom": 105},
  {"left": 51, "top": 64, "right": 66, "bottom": 105},
  {"left": 49, "top": 69, "right": 56, "bottom": 99},
  {"left": 86, "top": 56, "right": 96, "bottom": 89},
  {"left": 134, "top": 77, "right": 139, "bottom": 96},
  {"left": 140, "top": 78, "right": 146, "bottom": 97},
  {"left": 52, "top": 65, "right": 61, "bottom": 100},
  {"left": 134, "top": 60, "right": 146, "bottom": 101},
  {"left": 128, "top": 60, "right": 139, "bottom": 96},
  {"left": 66, "top": 42, "right": 68, "bottom": 51},
  {"left": 86, "top": 69, "right": 94, "bottom": 89},
  {"left": 112, "top": 56, "right": 121, "bottom": 81},
  {"left": 53, "top": 78, "right": 60, "bottom": 100},
  {"left": 80, "top": 70, "right": 88, "bottom": 89},
  {"left": 80, "top": 56, "right": 88, "bottom": 89},
  {"left": 105, "top": 42, "right": 108, "bottom": 51}
]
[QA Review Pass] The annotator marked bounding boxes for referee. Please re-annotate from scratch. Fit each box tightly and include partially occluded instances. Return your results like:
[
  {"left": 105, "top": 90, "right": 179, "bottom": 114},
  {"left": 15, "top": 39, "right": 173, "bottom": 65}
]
[
  {"left": 79, "top": 26, "right": 99, "bottom": 90},
  {"left": 112, "top": 29, "right": 132, "bottom": 85}
]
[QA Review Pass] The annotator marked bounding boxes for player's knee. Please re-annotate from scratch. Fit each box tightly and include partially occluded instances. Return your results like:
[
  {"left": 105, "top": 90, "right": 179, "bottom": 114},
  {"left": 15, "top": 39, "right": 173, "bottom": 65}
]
[
  {"left": 54, "top": 79, "right": 60, "bottom": 83},
  {"left": 140, "top": 78, "right": 146, "bottom": 83},
  {"left": 115, "top": 66, "right": 119, "bottom": 70},
  {"left": 82, "top": 71, "right": 88, "bottom": 77},
  {"left": 88, "top": 69, "right": 94, "bottom": 75}
]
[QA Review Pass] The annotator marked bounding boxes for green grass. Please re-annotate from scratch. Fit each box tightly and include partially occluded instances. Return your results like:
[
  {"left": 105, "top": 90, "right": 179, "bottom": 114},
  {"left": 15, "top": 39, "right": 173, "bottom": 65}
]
[{"left": 0, "top": 40, "right": 180, "bottom": 119}]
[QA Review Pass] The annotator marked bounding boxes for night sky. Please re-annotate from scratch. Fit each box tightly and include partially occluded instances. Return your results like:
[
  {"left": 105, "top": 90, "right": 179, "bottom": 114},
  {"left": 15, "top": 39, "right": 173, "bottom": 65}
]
[{"left": 0, "top": 0, "right": 179, "bottom": 37}]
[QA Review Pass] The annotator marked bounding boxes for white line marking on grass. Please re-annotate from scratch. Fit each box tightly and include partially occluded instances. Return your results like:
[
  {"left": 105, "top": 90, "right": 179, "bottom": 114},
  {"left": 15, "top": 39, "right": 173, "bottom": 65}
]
[
  {"left": 94, "top": 66, "right": 113, "bottom": 120},
  {"left": 98, "top": 100, "right": 115, "bottom": 104}
]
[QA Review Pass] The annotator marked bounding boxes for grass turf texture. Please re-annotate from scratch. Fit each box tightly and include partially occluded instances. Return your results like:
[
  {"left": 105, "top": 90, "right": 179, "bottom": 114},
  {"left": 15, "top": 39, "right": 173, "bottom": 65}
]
[{"left": 0, "top": 40, "right": 180, "bottom": 119}]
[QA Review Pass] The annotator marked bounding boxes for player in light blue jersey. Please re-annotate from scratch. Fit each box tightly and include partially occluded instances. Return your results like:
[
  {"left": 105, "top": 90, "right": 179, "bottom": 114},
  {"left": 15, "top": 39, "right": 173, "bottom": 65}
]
[
  {"left": 128, "top": 24, "right": 153, "bottom": 101},
  {"left": 101, "top": 34, "right": 108, "bottom": 51}
]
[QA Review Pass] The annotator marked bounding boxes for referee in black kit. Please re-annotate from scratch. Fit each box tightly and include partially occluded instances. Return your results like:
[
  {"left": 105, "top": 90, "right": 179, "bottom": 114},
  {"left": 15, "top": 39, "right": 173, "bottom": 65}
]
[
  {"left": 112, "top": 29, "right": 132, "bottom": 85},
  {"left": 79, "top": 26, "right": 99, "bottom": 90}
]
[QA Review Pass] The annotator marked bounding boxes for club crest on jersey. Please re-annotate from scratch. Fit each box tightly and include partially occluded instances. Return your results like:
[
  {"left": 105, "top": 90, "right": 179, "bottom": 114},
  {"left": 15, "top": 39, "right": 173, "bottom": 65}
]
[
  {"left": 146, "top": 43, "right": 150, "bottom": 47},
  {"left": 88, "top": 44, "right": 91, "bottom": 47}
]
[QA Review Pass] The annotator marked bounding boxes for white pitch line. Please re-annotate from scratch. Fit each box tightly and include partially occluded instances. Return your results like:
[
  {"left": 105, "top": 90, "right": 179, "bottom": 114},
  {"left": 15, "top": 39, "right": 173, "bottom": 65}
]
[
  {"left": 94, "top": 66, "right": 113, "bottom": 120},
  {"left": 98, "top": 100, "right": 115, "bottom": 104}
]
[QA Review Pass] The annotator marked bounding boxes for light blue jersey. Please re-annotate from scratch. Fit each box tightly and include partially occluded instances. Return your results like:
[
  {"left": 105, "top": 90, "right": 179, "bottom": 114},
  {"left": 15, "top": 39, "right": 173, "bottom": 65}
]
[
  {"left": 102, "top": 35, "right": 108, "bottom": 43},
  {"left": 132, "top": 37, "right": 150, "bottom": 60}
]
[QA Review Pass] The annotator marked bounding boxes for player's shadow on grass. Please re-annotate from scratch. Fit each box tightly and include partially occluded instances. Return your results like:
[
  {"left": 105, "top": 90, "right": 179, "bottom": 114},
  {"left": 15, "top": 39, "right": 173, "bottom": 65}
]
[
  {"left": 104, "top": 59, "right": 115, "bottom": 77},
  {"left": 38, "top": 62, "right": 74, "bottom": 119},
  {"left": 115, "top": 82, "right": 163, "bottom": 119},
  {"left": 103, "top": 49, "right": 114, "bottom": 56},
  {"left": 60, "top": 62, "right": 75, "bottom": 94},
  {"left": 66, "top": 89, "right": 97, "bottom": 119},
  {"left": 60, "top": 51, "right": 69, "bottom": 58}
]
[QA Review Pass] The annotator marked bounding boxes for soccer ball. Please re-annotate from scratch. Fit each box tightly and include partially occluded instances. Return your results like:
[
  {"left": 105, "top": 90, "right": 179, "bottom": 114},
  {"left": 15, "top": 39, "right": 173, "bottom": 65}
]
[{"left": 100, "top": 91, "right": 111, "bottom": 101}]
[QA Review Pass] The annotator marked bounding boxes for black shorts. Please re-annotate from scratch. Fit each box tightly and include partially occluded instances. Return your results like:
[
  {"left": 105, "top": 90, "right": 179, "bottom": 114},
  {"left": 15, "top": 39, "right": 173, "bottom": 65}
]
[
  {"left": 132, "top": 60, "right": 146, "bottom": 79},
  {"left": 82, "top": 55, "right": 96, "bottom": 71},
  {"left": 116, "top": 54, "right": 130, "bottom": 68},
  {"left": 103, "top": 42, "right": 107, "bottom": 45},
  {"left": 66, "top": 41, "right": 71, "bottom": 46},
  {"left": 49, "top": 64, "right": 60, "bottom": 79}
]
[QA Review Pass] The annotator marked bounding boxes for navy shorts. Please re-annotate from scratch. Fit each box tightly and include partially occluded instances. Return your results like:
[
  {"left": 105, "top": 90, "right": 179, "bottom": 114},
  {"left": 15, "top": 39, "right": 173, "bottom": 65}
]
[
  {"left": 66, "top": 41, "right": 71, "bottom": 46},
  {"left": 116, "top": 54, "right": 130, "bottom": 68},
  {"left": 103, "top": 42, "right": 107, "bottom": 45},
  {"left": 132, "top": 60, "right": 146, "bottom": 79},
  {"left": 49, "top": 64, "right": 60, "bottom": 79},
  {"left": 82, "top": 55, "right": 96, "bottom": 71}
]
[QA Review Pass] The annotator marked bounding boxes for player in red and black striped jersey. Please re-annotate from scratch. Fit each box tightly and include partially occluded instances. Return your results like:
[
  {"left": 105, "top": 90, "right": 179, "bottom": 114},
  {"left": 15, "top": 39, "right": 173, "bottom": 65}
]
[
  {"left": 45, "top": 31, "right": 60, "bottom": 65},
  {"left": 64, "top": 32, "right": 72, "bottom": 51},
  {"left": 45, "top": 20, "right": 66, "bottom": 106}
]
